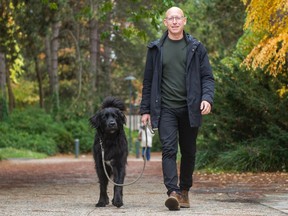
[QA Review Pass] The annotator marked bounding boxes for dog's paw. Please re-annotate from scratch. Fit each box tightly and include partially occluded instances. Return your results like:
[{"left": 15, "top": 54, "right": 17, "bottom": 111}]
[
  {"left": 95, "top": 202, "right": 107, "bottom": 207},
  {"left": 112, "top": 198, "right": 123, "bottom": 208},
  {"left": 95, "top": 197, "right": 109, "bottom": 207}
]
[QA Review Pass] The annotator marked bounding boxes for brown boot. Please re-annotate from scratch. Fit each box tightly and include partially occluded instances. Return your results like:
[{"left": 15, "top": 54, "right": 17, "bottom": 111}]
[
  {"left": 165, "top": 191, "right": 180, "bottom": 211},
  {"left": 179, "top": 190, "right": 190, "bottom": 208}
]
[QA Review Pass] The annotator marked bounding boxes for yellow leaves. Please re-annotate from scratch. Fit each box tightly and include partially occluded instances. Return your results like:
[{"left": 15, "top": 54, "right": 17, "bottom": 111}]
[
  {"left": 241, "top": 0, "right": 288, "bottom": 76},
  {"left": 243, "top": 32, "right": 288, "bottom": 76},
  {"left": 277, "top": 85, "right": 288, "bottom": 98}
]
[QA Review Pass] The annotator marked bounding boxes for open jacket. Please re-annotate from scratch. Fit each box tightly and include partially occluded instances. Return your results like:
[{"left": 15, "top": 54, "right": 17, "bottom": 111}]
[{"left": 140, "top": 31, "right": 215, "bottom": 129}]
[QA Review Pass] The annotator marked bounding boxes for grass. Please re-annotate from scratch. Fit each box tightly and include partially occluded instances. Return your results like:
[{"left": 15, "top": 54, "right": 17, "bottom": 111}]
[{"left": 0, "top": 147, "right": 47, "bottom": 160}]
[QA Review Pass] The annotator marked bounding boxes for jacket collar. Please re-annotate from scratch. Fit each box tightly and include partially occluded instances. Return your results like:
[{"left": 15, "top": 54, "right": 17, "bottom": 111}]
[{"left": 148, "top": 30, "right": 199, "bottom": 49}]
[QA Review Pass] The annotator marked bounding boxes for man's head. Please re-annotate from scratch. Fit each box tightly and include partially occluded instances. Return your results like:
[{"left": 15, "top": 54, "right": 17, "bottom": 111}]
[{"left": 163, "top": 7, "right": 187, "bottom": 40}]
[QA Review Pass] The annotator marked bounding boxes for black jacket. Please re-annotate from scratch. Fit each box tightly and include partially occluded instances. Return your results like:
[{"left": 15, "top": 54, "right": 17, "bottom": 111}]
[{"left": 140, "top": 31, "right": 215, "bottom": 128}]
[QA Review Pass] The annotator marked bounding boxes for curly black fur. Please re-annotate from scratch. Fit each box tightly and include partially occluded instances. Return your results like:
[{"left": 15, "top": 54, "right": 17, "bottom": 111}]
[{"left": 89, "top": 96, "right": 128, "bottom": 208}]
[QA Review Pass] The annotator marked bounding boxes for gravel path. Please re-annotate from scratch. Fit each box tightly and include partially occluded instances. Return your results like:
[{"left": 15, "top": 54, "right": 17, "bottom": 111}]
[{"left": 0, "top": 153, "right": 287, "bottom": 216}]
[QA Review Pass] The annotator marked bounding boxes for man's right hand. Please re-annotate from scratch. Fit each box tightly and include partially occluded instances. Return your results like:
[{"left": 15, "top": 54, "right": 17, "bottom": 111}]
[{"left": 141, "top": 114, "right": 151, "bottom": 126}]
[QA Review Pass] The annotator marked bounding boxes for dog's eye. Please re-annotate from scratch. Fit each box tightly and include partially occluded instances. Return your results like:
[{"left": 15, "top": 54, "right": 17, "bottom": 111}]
[{"left": 105, "top": 113, "right": 115, "bottom": 119}]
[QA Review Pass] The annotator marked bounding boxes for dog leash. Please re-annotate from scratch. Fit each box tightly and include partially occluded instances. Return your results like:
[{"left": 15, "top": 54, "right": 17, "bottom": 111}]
[{"left": 100, "top": 124, "right": 155, "bottom": 186}]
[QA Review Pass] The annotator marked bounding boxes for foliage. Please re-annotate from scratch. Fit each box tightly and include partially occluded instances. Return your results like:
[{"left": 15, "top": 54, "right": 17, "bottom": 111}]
[
  {"left": 0, "top": 147, "right": 47, "bottom": 160},
  {"left": 151, "top": 131, "right": 161, "bottom": 152},
  {"left": 62, "top": 120, "right": 94, "bottom": 153},
  {"left": 0, "top": 1, "right": 25, "bottom": 81},
  {"left": 12, "top": 79, "right": 39, "bottom": 106},
  {"left": 216, "top": 126, "right": 288, "bottom": 172},
  {"left": 183, "top": 0, "right": 245, "bottom": 57},
  {"left": 0, "top": 123, "right": 58, "bottom": 155},
  {"left": 196, "top": 51, "right": 288, "bottom": 172},
  {"left": 241, "top": 0, "right": 288, "bottom": 76},
  {"left": 0, "top": 97, "right": 9, "bottom": 121},
  {"left": 0, "top": 106, "right": 95, "bottom": 155}
]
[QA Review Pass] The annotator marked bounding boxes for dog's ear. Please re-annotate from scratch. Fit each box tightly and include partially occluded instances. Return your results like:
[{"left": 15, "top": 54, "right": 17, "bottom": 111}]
[
  {"left": 117, "top": 110, "right": 126, "bottom": 125},
  {"left": 89, "top": 113, "right": 100, "bottom": 129}
]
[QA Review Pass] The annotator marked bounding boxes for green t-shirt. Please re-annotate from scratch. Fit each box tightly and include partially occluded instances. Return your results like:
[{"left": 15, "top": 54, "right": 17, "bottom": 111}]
[{"left": 161, "top": 37, "right": 188, "bottom": 108}]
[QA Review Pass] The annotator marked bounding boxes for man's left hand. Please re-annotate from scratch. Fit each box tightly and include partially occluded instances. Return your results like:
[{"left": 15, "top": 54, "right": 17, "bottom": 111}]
[{"left": 200, "top": 101, "right": 211, "bottom": 115}]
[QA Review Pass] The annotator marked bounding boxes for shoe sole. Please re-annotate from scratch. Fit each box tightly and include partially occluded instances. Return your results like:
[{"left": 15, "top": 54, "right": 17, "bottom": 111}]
[
  {"left": 180, "top": 203, "right": 190, "bottom": 208},
  {"left": 165, "top": 197, "right": 180, "bottom": 211}
]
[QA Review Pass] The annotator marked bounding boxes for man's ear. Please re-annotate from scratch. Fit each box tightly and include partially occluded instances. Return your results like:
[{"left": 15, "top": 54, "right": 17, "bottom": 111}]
[{"left": 163, "top": 19, "right": 168, "bottom": 27}]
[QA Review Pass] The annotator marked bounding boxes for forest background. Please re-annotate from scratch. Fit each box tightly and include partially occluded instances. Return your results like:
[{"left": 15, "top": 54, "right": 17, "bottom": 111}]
[{"left": 0, "top": 0, "right": 287, "bottom": 172}]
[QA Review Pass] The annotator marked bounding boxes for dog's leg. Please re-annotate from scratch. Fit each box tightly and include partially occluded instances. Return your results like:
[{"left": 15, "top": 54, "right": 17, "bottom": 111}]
[
  {"left": 111, "top": 166, "right": 125, "bottom": 208},
  {"left": 95, "top": 163, "right": 110, "bottom": 207},
  {"left": 112, "top": 185, "right": 123, "bottom": 208}
]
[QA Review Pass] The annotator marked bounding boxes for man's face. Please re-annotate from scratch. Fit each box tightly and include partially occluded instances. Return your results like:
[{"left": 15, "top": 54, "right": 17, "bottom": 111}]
[{"left": 164, "top": 8, "right": 187, "bottom": 38}]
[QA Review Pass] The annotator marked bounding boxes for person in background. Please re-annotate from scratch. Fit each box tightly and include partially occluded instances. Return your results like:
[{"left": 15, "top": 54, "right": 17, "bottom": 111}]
[
  {"left": 138, "top": 125, "right": 154, "bottom": 161},
  {"left": 140, "top": 6, "right": 215, "bottom": 211}
]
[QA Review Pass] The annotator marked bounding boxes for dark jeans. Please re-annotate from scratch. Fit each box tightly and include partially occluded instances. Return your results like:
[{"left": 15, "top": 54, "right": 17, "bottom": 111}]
[
  {"left": 159, "top": 107, "right": 198, "bottom": 195},
  {"left": 142, "top": 147, "right": 151, "bottom": 161}
]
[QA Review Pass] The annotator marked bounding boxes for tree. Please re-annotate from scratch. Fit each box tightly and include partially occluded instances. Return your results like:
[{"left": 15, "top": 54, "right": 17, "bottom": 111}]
[
  {"left": 183, "top": 0, "right": 245, "bottom": 57},
  {"left": 241, "top": 0, "right": 288, "bottom": 76},
  {"left": 0, "top": 1, "right": 25, "bottom": 113}
]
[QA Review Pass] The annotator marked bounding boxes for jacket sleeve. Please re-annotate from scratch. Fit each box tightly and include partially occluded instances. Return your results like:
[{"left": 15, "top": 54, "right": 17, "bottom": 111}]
[
  {"left": 140, "top": 48, "right": 154, "bottom": 115},
  {"left": 199, "top": 44, "right": 215, "bottom": 106}
]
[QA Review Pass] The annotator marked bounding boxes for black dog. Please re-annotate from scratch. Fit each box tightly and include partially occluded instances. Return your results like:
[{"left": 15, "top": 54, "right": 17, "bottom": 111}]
[{"left": 89, "top": 96, "right": 128, "bottom": 208}]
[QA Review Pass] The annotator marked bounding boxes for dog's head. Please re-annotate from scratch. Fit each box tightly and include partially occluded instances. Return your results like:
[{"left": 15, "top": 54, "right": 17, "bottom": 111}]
[{"left": 89, "top": 97, "right": 126, "bottom": 135}]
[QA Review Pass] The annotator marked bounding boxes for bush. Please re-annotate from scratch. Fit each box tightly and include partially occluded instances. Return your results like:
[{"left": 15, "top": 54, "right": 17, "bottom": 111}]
[
  {"left": 49, "top": 125, "right": 74, "bottom": 153},
  {"left": 0, "top": 106, "right": 95, "bottom": 156},
  {"left": 151, "top": 131, "right": 161, "bottom": 152},
  {"left": 196, "top": 56, "right": 288, "bottom": 172},
  {"left": 215, "top": 125, "right": 288, "bottom": 172},
  {"left": 0, "top": 128, "right": 57, "bottom": 155},
  {"left": 8, "top": 107, "right": 55, "bottom": 134},
  {"left": 63, "top": 119, "right": 94, "bottom": 153}
]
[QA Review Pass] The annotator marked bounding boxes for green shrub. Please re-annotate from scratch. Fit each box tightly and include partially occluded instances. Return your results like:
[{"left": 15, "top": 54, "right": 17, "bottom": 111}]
[
  {"left": 195, "top": 54, "right": 288, "bottom": 172},
  {"left": 151, "top": 131, "right": 161, "bottom": 152},
  {"left": 0, "top": 128, "right": 57, "bottom": 155},
  {"left": 0, "top": 107, "right": 57, "bottom": 155},
  {"left": 195, "top": 150, "right": 217, "bottom": 170},
  {"left": 214, "top": 125, "right": 288, "bottom": 172},
  {"left": 63, "top": 119, "right": 94, "bottom": 153},
  {"left": 49, "top": 125, "right": 74, "bottom": 153},
  {"left": 8, "top": 107, "right": 54, "bottom": 134}
]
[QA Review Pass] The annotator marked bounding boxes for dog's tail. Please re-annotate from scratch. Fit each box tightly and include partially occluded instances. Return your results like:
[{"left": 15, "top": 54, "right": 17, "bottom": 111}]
[{"left": 101, "top": 96, "right": 126, "bottom": 111}]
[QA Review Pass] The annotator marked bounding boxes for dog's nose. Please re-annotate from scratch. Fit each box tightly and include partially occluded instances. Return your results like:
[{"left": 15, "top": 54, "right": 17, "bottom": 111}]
[{"left": 108, "top": 121, "right": 116, "bottom": 127}]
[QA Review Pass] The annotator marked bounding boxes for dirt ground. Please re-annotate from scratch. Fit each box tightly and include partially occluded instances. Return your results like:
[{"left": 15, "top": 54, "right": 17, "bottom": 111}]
[{"left": 0, "top": 153, "right": 287, "bottom": 216}]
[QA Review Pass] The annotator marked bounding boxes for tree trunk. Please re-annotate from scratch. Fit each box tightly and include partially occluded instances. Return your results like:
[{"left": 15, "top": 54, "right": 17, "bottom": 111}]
[
  {"left": 0, "top": 52, "right": 8, "bottom": 120},
  {"left": 6, "top": 65, "right": 15, "bottom": 112},
  {"left": 89, "top": 18, "right": 98, "bottom": 114},
  {"left": 35, "top": 56, "right": 44, "bottom": 108},
  {"left": 0, "top": 52, "right": 6, "bottom": 98},
  {"left": 103, "top": 45, "right": 111, "bottom": 96},
  {"left": 50, "top": 21, "right": 61, "bottom": 110},
  {"left": 45, "top": 35, "right": 52, "bottom": 96}
]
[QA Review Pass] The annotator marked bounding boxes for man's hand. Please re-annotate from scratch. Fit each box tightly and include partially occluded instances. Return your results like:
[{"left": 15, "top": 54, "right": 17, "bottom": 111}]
[
  {"left": 141, "top": 114, "right": 151, "bottom": 126},
  {"left": 200, "top": 101, "right": 211, "bottom": 115}
]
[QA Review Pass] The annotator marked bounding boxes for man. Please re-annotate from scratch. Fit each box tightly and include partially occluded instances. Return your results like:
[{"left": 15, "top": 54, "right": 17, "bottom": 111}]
[{"left": 140, "top": 6, "right": 215, "bottom": 211}]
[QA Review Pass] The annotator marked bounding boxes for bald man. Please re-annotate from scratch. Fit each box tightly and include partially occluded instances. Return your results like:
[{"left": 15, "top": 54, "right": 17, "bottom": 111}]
[{"left": 140, "top": 6, "right": 215, "bottom": 210}]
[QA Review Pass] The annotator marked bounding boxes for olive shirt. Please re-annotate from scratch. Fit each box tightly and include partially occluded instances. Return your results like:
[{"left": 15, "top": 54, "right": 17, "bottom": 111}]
[{"left": 162, "top": 37, "right": 188, "bottom": 108}]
